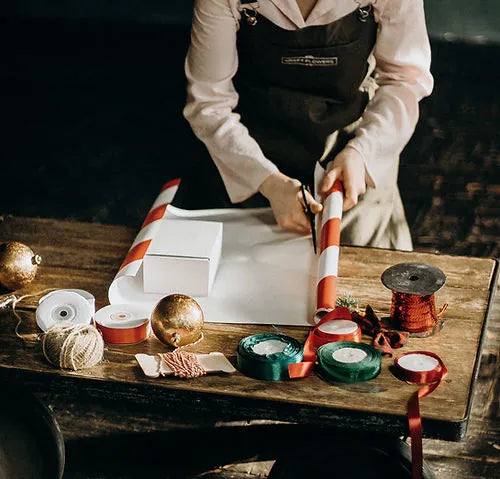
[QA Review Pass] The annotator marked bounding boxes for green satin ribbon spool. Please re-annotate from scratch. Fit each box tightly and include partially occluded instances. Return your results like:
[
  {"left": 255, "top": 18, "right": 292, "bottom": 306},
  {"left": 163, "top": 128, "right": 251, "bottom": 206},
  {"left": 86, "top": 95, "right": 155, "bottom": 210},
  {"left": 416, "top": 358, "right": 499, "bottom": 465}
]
[
  {"left": 317, "top": 341, "right": 382, "bottom": 383},
  {"left": 237, "top": 333, "right": 303, "bottom": 381}
]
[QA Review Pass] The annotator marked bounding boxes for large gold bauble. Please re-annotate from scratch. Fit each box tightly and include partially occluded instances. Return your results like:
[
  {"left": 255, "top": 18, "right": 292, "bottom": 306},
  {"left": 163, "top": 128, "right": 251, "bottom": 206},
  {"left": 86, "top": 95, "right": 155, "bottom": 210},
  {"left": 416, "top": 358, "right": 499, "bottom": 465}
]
[
  {"left": 151, "top": 294, "right": 204, "bottom": 347},
  {"left": 0, "top": 242, "right": 42, "bottom": 291}
]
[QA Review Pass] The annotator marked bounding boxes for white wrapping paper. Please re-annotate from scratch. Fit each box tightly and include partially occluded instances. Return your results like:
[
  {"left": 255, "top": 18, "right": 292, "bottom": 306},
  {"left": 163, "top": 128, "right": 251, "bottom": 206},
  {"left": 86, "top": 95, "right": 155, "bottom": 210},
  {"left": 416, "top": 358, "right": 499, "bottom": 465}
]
[{"left": 109, "top": 205, "right": 318, "bottom": 326}]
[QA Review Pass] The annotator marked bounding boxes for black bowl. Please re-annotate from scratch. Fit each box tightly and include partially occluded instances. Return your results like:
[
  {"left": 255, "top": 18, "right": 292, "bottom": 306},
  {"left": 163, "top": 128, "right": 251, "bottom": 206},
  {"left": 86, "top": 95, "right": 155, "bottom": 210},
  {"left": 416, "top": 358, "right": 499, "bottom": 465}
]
[{"left": 0, "top": 381, "right": 65, "bottom": 479}]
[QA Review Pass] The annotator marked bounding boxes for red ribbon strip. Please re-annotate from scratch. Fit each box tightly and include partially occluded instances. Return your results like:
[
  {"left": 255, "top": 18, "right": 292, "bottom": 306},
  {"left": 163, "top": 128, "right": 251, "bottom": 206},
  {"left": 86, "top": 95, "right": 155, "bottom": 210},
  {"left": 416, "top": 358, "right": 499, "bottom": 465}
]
[
  {"left": 288, "top": 307, "right": 358, "bottom": 378},
  {"left": 352, "top": 305, "right": 409, "bottom": 356},
  {"left": 393, "top": 351, "right": 448, "bottom": 479}
]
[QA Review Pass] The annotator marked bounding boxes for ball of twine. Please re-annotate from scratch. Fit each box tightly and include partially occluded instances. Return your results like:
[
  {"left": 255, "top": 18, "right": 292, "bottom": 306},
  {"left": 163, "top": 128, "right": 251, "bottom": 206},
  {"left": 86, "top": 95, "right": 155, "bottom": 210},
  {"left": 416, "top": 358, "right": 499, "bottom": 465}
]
[{"left": 42, "top": 324, "right": 104, "bottom": 371}]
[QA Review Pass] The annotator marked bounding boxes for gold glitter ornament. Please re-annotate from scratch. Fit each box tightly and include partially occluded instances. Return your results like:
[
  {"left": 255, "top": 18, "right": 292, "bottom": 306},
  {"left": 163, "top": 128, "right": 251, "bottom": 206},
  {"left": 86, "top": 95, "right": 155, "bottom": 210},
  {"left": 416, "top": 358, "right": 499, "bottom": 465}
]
[
  {"left": 151, "top": 294, "right": 204, "bottom": 347},
  {"left": 0, "top": 242, "right": 42, "bottom": 291}
]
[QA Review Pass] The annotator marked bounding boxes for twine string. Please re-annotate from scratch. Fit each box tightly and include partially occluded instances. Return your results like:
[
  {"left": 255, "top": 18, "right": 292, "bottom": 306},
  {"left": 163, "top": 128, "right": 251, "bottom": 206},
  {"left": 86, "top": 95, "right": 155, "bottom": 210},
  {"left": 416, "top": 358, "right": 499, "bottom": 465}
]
[
  {"left": 158, "top": 349, "right": 206, "bottom": 378},
  {"left": 0, "top": 288, "right": 57, "bottom": 342},
  {"left": 42, "top": 324, "right": 104, "bottom": 370}
]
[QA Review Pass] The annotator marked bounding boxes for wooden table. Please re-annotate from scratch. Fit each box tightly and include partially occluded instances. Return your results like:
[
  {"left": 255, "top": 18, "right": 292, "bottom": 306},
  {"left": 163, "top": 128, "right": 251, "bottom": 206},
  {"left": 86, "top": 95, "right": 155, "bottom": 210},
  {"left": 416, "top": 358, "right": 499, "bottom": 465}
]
[{"left": 0, "top": 216, "right": 497, "bottom": 443}]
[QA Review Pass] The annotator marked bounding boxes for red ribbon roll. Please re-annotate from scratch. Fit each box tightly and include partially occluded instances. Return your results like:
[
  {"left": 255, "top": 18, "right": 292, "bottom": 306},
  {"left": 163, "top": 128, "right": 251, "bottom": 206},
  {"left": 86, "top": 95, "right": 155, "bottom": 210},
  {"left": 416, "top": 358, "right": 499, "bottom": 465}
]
[
  {"left": 393, "top": 351, "right": 448, "bottom": 479},
  {"left": 97, "top": 321, "right": 149, "bottom": 345},
  {"left": 391, "top": 292, "right": 448, "bottom": 334},
  {"left": 288, "top": 307, "right": 361, "bottom": 378},
  {"left": 94, "top": 304, "right": 151, "bottom": 345}
]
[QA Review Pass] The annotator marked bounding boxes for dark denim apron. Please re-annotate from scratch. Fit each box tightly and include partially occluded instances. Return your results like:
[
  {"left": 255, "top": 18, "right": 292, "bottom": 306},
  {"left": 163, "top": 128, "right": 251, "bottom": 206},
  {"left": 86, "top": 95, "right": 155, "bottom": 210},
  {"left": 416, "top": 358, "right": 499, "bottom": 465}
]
[{"left": 172, "top": 2, "right": 377, "bottom": 209}]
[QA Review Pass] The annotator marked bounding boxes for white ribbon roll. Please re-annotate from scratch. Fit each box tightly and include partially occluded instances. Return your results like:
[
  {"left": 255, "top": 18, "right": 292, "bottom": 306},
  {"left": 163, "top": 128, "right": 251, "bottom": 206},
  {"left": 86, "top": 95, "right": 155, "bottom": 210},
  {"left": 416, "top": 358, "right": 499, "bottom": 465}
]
[{"left": 36, "top": 291, "right": 93, "bottom": 332}]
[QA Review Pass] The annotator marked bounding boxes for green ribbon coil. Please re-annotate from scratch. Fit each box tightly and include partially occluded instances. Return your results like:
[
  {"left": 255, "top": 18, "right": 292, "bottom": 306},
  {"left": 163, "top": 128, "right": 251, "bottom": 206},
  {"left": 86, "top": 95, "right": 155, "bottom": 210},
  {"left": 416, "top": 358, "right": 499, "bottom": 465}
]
[
  {"left": 237, "top": 333, "right": 303, "bottom": 381},
  {"left": 317, "top": 341, "right": 382, "bottom": 383}
]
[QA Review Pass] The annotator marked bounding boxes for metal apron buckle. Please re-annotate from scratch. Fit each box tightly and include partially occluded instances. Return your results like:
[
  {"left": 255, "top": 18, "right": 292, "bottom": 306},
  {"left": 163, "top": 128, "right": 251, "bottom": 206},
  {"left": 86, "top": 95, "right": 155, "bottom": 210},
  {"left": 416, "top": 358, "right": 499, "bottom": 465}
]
[
  {"left": 357, "top": 3, "right": 373, "bottom": 22},
  {"left": 242, "top": 8, "right": 258, "bottom": 26}
]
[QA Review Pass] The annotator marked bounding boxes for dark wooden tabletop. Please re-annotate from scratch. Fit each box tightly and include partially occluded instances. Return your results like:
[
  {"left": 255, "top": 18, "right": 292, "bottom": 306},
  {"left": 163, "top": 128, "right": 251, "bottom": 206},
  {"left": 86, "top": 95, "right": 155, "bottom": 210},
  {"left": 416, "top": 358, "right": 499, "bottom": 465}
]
[{"left": 0, "top": 216, "right": 497, "bottom": 441}]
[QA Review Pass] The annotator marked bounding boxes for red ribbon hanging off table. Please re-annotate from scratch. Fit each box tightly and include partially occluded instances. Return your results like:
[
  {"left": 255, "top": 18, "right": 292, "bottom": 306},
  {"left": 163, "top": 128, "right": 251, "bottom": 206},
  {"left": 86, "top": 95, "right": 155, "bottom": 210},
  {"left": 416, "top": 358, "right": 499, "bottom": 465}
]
[{"left": 393, "top": 351, "right": 448, "bottom": 479}]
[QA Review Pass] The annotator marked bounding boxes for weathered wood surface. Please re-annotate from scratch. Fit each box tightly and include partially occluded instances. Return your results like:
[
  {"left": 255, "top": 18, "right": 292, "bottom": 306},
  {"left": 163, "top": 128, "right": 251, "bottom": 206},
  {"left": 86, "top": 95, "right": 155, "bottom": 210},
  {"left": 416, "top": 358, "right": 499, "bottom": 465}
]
[{"left": 0, "top": 216, "right": 496, "bottom": 442}]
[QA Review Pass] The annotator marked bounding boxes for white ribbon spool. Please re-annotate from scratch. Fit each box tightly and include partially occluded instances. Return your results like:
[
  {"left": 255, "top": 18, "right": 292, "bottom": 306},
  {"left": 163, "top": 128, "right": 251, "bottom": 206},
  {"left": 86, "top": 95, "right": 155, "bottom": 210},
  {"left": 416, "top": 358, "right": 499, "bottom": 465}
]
[
  {"left": 36, "top": 291, "right": 93, "bottom": 332},
  {"left": 39, "top": 289, "right": 96, "bottom": 315}
]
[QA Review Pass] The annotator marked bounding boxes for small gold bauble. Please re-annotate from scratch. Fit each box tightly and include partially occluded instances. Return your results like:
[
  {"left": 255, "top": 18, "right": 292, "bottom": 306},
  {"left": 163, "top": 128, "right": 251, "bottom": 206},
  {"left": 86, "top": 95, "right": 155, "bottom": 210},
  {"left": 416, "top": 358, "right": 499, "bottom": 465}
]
[
  {"left": 0, "top": 241, "right": 42, "bottom": 291},
  {"left": 151, "top": 294, "right": 204, "bottom": 347}
]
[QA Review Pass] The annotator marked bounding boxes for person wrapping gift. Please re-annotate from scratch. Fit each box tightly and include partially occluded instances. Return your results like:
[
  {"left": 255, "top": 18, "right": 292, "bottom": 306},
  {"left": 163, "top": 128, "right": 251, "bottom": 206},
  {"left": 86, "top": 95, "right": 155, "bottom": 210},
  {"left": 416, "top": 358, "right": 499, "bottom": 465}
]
[{"left": 172, "top": 0, "right": 433, "bottom": 250}]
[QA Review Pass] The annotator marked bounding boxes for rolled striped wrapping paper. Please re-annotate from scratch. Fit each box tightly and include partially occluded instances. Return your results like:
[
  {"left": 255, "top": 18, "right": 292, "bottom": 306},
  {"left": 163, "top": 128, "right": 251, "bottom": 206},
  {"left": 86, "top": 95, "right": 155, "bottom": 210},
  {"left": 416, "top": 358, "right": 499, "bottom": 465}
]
[
  {"left": 288, "top": 179, "right": 346, "bottom": 378},
  {"left": 108, "top": 179, "right": 180, "bottom": 306},
  {"left": 316, "top": 180, "right": 344, "bottom": 318}
]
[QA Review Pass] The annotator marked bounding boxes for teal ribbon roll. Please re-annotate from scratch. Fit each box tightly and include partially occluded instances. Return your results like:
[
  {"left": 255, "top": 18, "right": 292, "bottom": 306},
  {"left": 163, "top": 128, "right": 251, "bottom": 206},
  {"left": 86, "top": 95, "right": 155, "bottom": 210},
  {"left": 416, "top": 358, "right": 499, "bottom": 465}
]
[
  {"left": 317, "top": 341, "right": 381, "bottom": 383},
  {"left": 237, "top": 333, "right": 303, "bottom": 380}
]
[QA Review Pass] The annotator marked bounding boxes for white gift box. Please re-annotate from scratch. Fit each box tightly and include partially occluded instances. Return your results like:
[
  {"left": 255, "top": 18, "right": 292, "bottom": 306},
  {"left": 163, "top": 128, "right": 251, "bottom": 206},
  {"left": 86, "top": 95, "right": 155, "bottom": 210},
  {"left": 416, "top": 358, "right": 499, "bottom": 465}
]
[{"left": 143, "top": 219, "right": 223, "bottom": 297}]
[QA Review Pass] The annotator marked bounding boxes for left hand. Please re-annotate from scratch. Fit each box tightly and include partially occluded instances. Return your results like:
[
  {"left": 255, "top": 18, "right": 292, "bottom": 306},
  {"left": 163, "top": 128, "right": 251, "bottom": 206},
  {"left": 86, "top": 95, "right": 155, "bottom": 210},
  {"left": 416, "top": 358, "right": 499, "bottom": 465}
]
[{"left": 320, "top": 147, "right": 367, "bottom": 211}]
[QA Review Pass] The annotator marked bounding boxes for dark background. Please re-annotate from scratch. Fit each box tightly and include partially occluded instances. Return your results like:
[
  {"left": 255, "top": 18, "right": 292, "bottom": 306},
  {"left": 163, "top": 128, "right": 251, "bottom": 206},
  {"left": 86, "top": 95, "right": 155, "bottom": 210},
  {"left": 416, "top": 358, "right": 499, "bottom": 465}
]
[{"left": 1, "top": 0, "right": 498, "bottom": 256}]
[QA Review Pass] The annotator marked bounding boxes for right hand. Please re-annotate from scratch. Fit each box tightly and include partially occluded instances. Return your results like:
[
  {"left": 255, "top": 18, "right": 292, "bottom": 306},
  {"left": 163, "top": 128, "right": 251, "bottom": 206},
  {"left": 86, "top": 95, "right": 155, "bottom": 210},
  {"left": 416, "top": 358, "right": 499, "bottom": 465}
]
[{"left": 259, "top": 172, "right": 323, "bottom": 234}]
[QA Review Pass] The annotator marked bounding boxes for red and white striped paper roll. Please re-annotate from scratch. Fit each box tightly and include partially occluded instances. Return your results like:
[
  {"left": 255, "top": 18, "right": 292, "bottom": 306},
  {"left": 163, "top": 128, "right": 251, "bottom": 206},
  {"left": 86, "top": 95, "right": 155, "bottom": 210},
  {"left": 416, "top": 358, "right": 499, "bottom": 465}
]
[
  {"left": 111, "top": 179, "right": 180, "bottom": 285},
  {"left": 316, "top": 180, "right": 343, "bottom": 317}
]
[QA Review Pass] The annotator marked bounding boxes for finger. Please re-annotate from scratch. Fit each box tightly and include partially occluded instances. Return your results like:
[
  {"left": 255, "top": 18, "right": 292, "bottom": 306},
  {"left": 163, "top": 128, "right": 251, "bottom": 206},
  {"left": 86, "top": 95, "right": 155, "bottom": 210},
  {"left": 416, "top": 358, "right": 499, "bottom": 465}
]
[
  {"left": 342, "top": 175, "right": 361, "bottom": 212},
  {"left": 304, "top": 190, "right": 323, "bottom": 214},
  {"left": 321, "top": 167, "right": 341, "bottom": 194}
]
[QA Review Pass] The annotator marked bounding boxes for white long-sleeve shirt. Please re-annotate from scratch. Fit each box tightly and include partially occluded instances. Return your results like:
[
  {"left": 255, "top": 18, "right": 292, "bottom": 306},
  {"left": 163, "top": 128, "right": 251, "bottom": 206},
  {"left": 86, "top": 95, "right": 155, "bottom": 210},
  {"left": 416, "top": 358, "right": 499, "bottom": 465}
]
[{"left": 183, "top": 0, "right": 433, "bottom": 203}]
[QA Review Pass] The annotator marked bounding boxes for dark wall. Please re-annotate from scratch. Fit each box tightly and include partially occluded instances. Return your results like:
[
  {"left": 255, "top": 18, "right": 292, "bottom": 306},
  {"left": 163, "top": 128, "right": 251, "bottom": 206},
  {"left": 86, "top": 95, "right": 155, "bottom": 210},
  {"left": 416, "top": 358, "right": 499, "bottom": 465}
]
[
  {"left": 1, "top": 4, "right": 499, "bottom": 256},
  {"left": 4, "top": 0, "right": 500, "bottom": 44}
]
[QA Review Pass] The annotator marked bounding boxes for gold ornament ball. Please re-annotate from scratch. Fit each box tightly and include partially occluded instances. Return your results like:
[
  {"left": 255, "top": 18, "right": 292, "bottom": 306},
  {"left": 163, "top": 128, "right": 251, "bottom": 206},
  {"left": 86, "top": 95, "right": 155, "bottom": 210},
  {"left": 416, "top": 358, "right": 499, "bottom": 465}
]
[
  {"left": 151, "top": 294, "right": 204, "bottom": 347},
  {"left": 0, "top": 242, "right": 42, "bottom": 291}
]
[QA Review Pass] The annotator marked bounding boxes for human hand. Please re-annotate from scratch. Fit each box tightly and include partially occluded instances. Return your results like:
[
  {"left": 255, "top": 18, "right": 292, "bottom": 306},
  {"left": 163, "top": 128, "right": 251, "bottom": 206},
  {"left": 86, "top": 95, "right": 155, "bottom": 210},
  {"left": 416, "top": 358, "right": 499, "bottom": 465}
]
[
  {"left": 259, "top": 172, "right": 323, "bottom": 234},
  {"left": 320, "top": 147, "right": 366, "bottom": 211}
]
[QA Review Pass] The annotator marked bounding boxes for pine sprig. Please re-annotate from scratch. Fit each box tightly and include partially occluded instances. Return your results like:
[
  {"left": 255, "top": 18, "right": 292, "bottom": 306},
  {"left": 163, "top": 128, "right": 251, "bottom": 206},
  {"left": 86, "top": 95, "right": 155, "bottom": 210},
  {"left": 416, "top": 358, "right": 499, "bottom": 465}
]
[{"left": 336, "top": 293, "right": 360, "bottom": 313}]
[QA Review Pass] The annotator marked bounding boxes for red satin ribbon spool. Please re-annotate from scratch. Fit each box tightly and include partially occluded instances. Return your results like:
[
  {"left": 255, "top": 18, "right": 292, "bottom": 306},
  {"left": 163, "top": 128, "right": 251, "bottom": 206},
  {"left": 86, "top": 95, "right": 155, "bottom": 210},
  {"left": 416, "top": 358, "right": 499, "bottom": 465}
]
[
  {"left": 312, "top": 317, "right": 362, "bottom": 348},
  {"left": 393, "top": 351, "right": 448, "bottom": 479},
  {"left": 288, "top": 307, "right": 361, "bottom": 378},
  {"left": 95, "top": 305, "right": 150, "bottom": 345},
  {"left": 97, "top": 321, "right": 149, "bottom": 344}
]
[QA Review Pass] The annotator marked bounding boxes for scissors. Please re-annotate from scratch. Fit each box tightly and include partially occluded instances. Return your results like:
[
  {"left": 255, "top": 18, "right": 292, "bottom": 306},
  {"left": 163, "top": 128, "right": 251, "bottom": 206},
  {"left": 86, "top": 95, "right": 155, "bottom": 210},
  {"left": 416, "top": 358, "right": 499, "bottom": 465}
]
[{"left": 300, "top": 183, "right": 317, "bottom": 254}]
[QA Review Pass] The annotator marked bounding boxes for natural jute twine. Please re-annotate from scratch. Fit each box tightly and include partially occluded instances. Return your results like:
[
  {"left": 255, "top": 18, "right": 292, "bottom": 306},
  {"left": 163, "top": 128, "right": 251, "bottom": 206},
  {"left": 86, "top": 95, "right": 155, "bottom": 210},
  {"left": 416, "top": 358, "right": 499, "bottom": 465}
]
[
  {"left": 0, "top": 288, "right": 57, "bottom": 343},
  {"left": 42, "top": 324, "right": 104, "bottom": 370}
]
